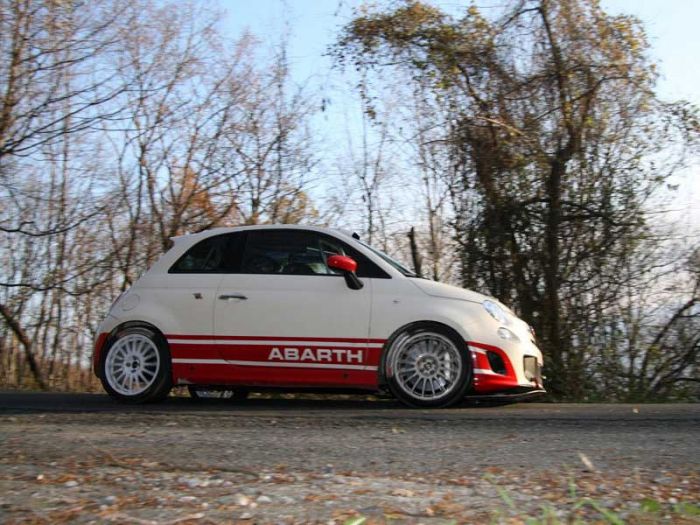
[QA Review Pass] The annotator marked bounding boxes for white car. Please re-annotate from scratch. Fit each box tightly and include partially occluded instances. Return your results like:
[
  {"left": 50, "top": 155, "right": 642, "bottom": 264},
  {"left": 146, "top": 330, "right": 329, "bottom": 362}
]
[{"left": 93, "top": 225, "right": 545, "bottom": 407}]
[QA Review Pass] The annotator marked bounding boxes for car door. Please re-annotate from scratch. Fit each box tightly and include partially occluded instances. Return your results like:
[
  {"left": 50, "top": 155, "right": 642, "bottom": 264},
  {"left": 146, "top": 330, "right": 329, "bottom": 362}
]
[{"left": 213, "top": 229, "right": 376, "bottom": 388}]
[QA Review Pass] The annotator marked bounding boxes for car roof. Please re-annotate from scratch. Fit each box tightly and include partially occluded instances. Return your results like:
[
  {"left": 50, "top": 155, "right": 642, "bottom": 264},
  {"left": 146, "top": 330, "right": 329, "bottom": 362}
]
[{"left": 170, "top": 224, "right": 357, "bottom": 244}]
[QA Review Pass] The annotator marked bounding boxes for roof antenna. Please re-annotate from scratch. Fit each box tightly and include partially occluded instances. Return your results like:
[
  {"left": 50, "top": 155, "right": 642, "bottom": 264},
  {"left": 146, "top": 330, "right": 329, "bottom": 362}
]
[{"left": 352, "top": 232, "right": 360, "bottom": 240}]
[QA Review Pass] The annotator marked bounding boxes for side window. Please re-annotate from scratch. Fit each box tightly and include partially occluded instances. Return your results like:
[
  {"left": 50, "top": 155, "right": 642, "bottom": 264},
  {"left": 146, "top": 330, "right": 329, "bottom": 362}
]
[
  {"left": 238, "top": 229, "right": 391, "bottom": 278},
  {"left": 169, "top": 233, "right": 244, "bottom": 273},
  {"left": 242, "top": 230, "right": 330, "bottom": 275}
]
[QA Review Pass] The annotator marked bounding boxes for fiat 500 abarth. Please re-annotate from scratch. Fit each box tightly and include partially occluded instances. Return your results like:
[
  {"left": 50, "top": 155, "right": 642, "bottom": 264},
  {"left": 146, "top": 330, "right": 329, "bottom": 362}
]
[{"left": 93, "top": 225, "right": 545, "bottom": 407}]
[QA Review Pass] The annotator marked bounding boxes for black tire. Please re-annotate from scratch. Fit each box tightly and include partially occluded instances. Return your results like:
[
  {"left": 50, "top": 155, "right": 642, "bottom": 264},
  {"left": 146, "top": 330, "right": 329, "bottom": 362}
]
[
  {"left": 382, "top": 323, "right": 472, "bottom": 408},
  {"left": 188, "top": 386, "right": 249, "bottom": 401},
  {"left": 99, "top": 326, "right": 172, "bottom": 404}
]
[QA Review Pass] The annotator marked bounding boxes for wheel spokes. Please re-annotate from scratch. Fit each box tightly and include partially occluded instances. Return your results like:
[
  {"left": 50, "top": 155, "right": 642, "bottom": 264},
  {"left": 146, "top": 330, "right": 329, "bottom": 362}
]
[
  {"left": 105, "top": 334, "right": 161, "bottom": 396},
  {"left": 392, "top": 333, "right": 462, "bottom": 401}
]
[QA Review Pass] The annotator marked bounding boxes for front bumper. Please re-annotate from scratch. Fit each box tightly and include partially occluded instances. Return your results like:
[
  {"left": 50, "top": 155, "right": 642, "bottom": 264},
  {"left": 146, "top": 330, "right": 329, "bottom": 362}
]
[{"left": 468, "top": 341, "right": 545, "bottom": 395}]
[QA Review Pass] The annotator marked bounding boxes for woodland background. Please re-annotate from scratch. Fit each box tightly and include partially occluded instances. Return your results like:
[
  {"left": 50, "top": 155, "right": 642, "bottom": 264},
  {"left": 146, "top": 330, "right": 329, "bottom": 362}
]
[{"left": 1, "top": 0, "right": 698, "bottom": 401}]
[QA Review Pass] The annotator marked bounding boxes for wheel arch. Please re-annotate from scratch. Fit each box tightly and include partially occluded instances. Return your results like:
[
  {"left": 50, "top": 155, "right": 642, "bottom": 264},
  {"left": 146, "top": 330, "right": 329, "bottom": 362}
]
[
  {"left": 109, "top": 319, "right": 168, "bottom": 344},
  {"left": 98, "top": 320, "right": 170, "bottom": 374},
  {"left": 118, "top": 319, "right": 165, "bottom": 333}
]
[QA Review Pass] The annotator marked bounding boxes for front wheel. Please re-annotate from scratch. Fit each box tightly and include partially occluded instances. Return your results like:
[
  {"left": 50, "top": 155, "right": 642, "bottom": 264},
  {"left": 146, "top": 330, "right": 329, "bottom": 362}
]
[
  {"left": 383, "top": 324, "right": 472, "bottom": 408},
  {"left": 100, "top": 326, "right": 172, "bottom": 403}
]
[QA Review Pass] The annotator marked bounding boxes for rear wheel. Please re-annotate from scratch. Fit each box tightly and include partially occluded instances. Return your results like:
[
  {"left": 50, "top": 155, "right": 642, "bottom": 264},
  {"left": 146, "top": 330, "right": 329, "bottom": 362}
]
[
  {"left": 100, "top": 326, "right": 172, "bottom": 403},
  {"left": 383, "top": 324, "right": 472, "bottom": 408},
  {"left": 188, "top": 386, "right": 249, "bottom": 401}
]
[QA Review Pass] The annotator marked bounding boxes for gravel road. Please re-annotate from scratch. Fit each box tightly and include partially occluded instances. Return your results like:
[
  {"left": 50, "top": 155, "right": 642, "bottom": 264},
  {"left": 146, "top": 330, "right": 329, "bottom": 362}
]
[{"left": 1, "top": 392, "right": 698, "bottom": 524}]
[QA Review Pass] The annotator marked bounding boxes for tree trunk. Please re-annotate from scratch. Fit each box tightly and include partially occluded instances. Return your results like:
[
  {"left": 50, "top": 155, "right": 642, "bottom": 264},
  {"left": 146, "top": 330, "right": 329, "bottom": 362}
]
[
  {"left": 543, "top": 158, "right": 565, "bottom": 397},
  {"left": 0, "top": 303, "right": 48, "bottom": 390},
  {"left": 408, "top": 227, "right": 423, "bottom": 278}
]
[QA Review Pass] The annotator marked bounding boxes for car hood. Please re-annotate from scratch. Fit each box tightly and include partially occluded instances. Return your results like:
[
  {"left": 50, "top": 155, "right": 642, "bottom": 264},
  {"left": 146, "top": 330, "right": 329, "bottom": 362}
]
[{"left": 410, "top": 279, "right": 490, "bottom": 304}]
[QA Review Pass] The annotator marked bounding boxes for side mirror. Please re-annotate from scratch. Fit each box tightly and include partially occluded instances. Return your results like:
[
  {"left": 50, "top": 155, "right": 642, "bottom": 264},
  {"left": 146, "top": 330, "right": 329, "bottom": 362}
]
[{"left": 327, "top": 255, "right": 364, "bottom": 290}]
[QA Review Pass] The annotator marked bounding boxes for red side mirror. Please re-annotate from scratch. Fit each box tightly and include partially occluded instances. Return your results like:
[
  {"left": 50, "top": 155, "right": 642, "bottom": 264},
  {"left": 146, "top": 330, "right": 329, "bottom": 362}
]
[{"left": 327, "top": 254, "right": 357, "bottom": 273}]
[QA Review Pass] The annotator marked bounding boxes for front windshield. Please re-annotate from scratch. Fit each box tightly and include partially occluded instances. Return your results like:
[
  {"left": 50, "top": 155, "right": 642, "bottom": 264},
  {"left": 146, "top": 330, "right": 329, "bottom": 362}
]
[{"left": 356, "top": 239, "right": 417, "bottom": 277}]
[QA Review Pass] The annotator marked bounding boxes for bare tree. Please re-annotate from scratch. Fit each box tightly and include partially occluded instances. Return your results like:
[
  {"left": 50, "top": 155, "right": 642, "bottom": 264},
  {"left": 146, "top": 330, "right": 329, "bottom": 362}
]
[
  {"left": 0, "top": 0, "right": 131, "bottom": 171},
  {"left": 0, "top": 0, "right": 135, "bottom": 388},
  {"left": 0, "top": 0, "right": 320, "bottom": 391},
  {"left": 218, "top": 41, "right": 318, "bottom": 226}
]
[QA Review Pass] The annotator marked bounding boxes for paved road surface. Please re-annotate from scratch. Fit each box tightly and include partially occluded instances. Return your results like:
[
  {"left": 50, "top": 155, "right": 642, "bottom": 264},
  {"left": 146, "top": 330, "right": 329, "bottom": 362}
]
[
  {"left": 1, "top": 392, "right": 699, "bottom": 472},
  {"left": 1, "top": 392, "right": 698, "bottom": 523}
]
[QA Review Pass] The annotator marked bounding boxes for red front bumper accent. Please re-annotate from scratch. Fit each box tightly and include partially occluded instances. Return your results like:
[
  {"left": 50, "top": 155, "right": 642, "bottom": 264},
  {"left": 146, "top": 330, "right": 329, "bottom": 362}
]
[{"left": 468, "top": 341, "right": 523, "bottom": 393}]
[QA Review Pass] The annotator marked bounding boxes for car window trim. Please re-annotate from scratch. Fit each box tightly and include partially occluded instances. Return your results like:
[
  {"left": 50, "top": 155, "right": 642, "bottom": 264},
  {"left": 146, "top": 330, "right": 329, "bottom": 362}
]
[{"left": 168, "top": 228, "right": 392, "bottom": 278}]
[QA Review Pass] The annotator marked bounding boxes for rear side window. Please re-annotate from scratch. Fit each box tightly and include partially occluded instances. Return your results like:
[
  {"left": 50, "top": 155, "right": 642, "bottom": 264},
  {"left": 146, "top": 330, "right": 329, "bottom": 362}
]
[{"left": 169, "top": 233, "right": 244, "bottom": 273}]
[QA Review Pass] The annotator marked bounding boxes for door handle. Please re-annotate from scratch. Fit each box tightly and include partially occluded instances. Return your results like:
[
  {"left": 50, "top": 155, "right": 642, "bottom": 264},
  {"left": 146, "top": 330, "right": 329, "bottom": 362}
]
[{"left": 218, "top": 294, "right": 247, "bottom": 301}]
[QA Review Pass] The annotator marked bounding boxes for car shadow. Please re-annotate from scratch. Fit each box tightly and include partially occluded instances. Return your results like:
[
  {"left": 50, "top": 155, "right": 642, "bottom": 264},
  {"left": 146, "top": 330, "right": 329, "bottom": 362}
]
[
  {"left": 0, "top": 390, "right": 408, "bottom": 415},
  {"left": 0, "top": 390, "right": 531, "bottom": 416}
]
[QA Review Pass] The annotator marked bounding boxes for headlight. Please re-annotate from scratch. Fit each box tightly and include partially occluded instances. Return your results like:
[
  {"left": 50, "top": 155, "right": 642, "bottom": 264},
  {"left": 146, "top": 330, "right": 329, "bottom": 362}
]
[{"left": 482, "top": 300, "right": 510, "bottom": 325}]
